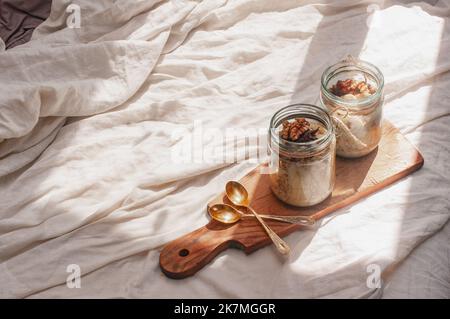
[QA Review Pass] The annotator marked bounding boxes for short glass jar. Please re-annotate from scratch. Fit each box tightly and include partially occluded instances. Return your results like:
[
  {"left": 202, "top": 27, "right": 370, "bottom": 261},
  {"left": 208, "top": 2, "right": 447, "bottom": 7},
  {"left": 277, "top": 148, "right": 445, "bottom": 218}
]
[
  {"left": 268, "top": 104, "right": 336, "bottom": 207},
  {"left": 320, "top": 56, "right": 384, "bottom": 158}
]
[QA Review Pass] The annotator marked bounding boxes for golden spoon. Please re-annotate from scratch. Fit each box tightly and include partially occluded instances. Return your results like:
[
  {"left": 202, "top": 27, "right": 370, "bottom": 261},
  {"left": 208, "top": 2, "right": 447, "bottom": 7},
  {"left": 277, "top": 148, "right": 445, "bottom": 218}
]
[
  {"left": 225, "top": 181, "right": 291, "bottom": 255},
  {"left": 209, "top": 203, "right": 315, "bottom": 226}
]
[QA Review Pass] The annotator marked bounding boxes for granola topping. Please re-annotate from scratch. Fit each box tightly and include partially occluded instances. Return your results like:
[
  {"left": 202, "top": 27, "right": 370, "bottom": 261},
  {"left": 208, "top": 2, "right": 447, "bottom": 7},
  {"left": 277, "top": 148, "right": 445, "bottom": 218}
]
[
  {"left": 280, "top": 118, "right": 323, "bottom": 143},
  {"left": 329, "top": 79, "right": 376, "bottom": 99}
]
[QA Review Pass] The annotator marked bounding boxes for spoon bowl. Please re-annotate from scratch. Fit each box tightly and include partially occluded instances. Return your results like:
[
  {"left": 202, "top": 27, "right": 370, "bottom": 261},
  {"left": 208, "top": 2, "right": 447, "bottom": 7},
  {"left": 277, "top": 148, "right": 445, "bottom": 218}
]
[
  {"left": 208, "top": 204, "right": 241, "bottom": 224},
  {"left": 226, "top": 181, "right": 250, "bottom": 207}
]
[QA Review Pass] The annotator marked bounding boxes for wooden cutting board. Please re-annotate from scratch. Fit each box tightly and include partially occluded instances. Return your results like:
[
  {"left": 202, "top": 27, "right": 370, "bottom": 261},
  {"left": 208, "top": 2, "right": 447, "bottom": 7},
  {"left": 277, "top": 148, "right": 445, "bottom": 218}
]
[{"left": 159, "top": 121, "right": 424, "bottom": 279}]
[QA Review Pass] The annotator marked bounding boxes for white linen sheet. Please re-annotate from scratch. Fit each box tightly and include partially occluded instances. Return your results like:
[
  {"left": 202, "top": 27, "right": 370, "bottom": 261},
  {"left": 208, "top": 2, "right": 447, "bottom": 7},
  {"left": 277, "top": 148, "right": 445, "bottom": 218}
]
[
  {"left": 383, "top": 219, "right": 449, "bottom": 298},
  {"left": 0, "top": 0, "right": 449, "bottom": 298}
]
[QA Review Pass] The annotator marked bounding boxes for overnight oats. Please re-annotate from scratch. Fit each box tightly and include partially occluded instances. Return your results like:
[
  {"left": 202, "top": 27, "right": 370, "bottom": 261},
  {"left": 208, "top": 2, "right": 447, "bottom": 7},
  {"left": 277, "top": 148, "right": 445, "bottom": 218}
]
[
  {"left": 268, "top": 104, "right": 336, "bottom": 207},
  {"left": 320, "top": 56, "right": 384, "bottom": 158}
]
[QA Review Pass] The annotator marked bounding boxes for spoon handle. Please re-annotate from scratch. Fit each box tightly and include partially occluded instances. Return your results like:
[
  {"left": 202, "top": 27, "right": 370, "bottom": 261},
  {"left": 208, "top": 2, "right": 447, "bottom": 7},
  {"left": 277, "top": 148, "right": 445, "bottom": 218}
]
[
  {"left": 259, "top": 214, "right": 315, "bottom": 226},
  {"left": 247, "top": 206, "right": 291, "bottom": 255}
]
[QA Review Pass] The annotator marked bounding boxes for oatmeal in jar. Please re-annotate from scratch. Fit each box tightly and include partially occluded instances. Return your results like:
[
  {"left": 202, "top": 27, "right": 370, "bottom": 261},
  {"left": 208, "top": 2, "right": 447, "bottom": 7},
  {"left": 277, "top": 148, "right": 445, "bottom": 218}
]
[
  {"left": 320, "top": 56, "right": 384, "bottom": 158},
  {"left": 268, "top": 104, "right": 336, "bottom": 207}
]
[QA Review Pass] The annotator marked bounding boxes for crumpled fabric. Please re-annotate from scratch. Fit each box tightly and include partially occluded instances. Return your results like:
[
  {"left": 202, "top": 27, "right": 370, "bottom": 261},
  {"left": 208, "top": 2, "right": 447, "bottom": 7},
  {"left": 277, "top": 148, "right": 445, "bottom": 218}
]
[
  {"left": 0, "top": 0, "right": 449, "bottom": 298},
  {"left": 0, "top": 0, "right": 52, "bottom": 49}
]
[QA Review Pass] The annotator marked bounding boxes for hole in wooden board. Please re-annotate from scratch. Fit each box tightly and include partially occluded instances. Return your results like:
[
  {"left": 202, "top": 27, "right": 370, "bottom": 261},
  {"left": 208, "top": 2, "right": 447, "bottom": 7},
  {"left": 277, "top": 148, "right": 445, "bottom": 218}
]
[{"left": 179, "top": 249, "right": 189, "bottom": 257}]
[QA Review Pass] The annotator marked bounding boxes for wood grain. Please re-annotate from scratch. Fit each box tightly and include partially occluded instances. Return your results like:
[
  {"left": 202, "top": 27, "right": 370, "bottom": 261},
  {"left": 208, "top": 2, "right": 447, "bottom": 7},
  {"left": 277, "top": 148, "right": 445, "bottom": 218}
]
[{"left": 159, "top": 121, "right": 424, "bottom": 279}]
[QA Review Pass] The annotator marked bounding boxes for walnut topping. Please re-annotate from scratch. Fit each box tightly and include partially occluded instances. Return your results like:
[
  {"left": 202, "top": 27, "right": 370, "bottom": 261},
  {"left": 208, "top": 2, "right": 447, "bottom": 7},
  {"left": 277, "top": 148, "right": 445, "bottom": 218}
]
[
  {"left": 280, "top": 118, "right": 320, "bottom": 143},
  {"left": 330, "top": 79, "right": 376, "bottom": 98}
]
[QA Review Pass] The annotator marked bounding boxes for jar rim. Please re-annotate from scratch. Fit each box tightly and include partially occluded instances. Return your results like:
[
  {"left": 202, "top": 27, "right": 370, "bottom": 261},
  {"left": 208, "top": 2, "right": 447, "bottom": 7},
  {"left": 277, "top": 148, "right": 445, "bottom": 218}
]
[
  {"left": 269, "top": 103, "right": 334, "bottom": 155},
  {"left": 320, "top": 57, "right": 384, "bottom": 109}
]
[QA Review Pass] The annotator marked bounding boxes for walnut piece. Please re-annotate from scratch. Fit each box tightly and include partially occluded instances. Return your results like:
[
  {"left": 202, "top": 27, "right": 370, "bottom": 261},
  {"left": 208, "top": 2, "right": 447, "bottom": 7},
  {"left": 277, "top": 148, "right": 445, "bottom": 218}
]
[
  {"left": 280, "top": 118, "right": 319, "bottom": 142},
  {"left": 330, "top": 79, "right": 376, "bottom": 97}
]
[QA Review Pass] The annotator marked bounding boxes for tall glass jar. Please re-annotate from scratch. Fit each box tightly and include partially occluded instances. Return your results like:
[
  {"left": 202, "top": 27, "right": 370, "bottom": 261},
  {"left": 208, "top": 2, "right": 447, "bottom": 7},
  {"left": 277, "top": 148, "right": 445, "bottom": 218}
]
[
  {"left": 320, "top": 56, "right": 384, "bottom": 158},
  {"left": 268, "top": 104, "right": 336, "bottom": 207}
]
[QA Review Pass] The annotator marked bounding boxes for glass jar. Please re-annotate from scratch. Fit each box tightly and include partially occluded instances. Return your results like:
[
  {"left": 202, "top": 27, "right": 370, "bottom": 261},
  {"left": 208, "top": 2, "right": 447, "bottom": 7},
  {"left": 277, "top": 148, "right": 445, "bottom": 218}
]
[
  {"left": 320, "top": 56, "right": 384, "bottom": 158},
  {"left": 268, "top": 104, "right": 336, "bottom": 207}
]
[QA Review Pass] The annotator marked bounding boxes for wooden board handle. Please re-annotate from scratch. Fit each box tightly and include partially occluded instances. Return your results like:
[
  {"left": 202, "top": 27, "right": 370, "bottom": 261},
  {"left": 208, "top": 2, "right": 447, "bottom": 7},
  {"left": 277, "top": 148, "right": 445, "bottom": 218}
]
[{"left": 159, "top": 221, "right": 237, "bottom": 279}]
